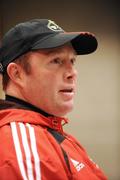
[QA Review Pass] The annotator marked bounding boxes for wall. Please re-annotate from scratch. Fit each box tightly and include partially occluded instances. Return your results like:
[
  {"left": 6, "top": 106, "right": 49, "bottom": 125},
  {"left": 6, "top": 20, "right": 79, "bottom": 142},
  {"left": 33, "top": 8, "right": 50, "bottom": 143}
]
[{"left": 0, "top": 0, "right": 119, "bottom": 179}]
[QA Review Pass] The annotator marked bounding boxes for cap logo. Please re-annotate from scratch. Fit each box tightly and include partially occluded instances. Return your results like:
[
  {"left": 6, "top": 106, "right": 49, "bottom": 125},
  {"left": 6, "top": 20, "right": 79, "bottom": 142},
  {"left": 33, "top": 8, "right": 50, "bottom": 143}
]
[{"left": 47, "top": 20, "right": 63, "bottom": 32}]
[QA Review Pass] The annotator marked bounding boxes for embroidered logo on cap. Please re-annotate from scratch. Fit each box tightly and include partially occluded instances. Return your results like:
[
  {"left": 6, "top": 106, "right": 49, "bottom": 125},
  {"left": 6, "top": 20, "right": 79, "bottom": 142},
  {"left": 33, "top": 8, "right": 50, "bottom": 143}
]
[{"left": 47, "top": 20, "right": 63, "bottom": 32}]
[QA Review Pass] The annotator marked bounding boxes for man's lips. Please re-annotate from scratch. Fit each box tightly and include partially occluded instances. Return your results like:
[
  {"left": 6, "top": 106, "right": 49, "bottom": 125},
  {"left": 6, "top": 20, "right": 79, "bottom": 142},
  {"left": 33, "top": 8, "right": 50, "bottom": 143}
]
[
  {"left": 59, "top": 87, "right": 75, "bottom": 100},
  {"left": 59, "top": 88, "right": 74, "bottom": 93}
]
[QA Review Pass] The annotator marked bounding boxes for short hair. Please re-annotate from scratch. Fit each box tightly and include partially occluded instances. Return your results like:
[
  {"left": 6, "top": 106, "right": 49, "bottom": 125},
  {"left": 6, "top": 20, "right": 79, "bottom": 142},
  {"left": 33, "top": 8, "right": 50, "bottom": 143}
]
[{"left": 2, "top": 53, "right": 31, "bottom": 91}]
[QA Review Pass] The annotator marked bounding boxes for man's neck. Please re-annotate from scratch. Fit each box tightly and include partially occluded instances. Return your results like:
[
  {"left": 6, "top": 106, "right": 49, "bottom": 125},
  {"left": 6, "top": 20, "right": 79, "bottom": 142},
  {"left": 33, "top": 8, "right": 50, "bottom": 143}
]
[{"left": 5, "top": 94, "right": 53, "bottom": 117}]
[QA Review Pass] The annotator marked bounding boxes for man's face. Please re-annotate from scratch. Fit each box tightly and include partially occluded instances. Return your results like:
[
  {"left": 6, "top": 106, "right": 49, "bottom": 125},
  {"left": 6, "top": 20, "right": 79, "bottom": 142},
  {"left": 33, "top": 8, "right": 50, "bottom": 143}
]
[{"left": 21, "top": 44, "right": 77, "bottom": 116}]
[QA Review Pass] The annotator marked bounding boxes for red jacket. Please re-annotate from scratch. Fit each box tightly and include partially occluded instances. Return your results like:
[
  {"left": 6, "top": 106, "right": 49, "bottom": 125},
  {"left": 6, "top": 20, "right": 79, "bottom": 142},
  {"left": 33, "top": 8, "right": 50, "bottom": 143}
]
[{"left": 0, "top": 99, "right": 107, "bottom": 180}]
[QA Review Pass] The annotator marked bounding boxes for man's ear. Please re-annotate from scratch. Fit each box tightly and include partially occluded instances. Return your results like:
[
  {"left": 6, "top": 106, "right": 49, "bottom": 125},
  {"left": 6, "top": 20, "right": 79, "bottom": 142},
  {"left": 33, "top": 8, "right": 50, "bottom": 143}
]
[{"left": 7, "top": 62, "right": 24, "bottom": 87}]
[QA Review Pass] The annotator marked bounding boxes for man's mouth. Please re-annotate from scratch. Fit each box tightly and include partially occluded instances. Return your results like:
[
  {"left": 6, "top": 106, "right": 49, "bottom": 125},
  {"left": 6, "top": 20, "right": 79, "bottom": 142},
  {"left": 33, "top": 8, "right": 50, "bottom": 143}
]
[
  {"left": 59, "top": 88, "right": 74, "bottom": 93},
  {"left": 59, "top": 87, "right": 75, "bottom": 100}
]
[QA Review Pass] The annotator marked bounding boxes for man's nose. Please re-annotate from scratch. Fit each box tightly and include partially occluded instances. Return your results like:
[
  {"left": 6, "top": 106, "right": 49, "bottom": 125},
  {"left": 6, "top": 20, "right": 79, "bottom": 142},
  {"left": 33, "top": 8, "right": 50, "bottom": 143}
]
[{"left": 64, "top": 65, "right": 77, "bottom": 82}]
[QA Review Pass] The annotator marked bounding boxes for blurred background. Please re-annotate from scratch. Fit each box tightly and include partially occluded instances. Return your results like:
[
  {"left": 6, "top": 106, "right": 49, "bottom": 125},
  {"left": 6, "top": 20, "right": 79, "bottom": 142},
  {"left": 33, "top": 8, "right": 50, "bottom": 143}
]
[{"left": 0, "top": 0, "right": 119, "bottom": 179}]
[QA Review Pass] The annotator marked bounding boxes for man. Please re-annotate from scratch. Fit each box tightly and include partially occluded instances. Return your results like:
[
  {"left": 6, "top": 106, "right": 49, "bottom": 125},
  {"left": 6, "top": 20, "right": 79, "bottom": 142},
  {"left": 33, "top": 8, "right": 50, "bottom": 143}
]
[{"left": 0, "top": 19, "right": 107, "bottom": 179}]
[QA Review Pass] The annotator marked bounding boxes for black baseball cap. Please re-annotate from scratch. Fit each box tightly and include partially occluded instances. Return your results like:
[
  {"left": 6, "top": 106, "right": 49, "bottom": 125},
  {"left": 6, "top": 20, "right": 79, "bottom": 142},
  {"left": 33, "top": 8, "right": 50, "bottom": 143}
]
[{"left": 0, "top": 19, "right": 98, "bottom": 73}]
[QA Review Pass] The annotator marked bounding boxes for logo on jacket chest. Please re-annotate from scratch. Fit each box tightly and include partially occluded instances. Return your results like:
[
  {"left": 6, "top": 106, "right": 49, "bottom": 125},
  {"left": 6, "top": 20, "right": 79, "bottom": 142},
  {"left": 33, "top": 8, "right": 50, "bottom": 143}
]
[{"left": 70, "top": 158, "right": 85, "bottom": 172}]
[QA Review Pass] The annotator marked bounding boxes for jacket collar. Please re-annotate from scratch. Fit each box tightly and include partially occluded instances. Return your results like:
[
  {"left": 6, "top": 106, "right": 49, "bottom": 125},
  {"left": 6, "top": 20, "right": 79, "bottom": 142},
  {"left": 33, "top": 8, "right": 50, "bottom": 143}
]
[
  {"left": 5, "top": 95, "right": 52, "bottom": 117},
  {"left": 0, "top": 96, "right": 68, "bottom": 133}
]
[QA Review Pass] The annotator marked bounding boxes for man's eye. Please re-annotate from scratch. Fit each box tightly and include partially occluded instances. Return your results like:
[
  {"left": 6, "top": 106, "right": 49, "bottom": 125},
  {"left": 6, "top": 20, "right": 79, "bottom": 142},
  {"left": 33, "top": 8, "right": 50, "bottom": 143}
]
[
  {"left": 51, "top": 58, "right": 63, "bottom": 65},
  {"left": 71, "top": 58, "right": 76, "bottom": 65}
]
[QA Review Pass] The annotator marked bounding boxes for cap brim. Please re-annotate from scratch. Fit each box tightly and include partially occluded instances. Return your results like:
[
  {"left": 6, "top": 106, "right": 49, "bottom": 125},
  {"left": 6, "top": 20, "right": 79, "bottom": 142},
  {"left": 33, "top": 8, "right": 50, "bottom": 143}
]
[{"left": 32, "top": 32, "right": 98, "bottom": 55}]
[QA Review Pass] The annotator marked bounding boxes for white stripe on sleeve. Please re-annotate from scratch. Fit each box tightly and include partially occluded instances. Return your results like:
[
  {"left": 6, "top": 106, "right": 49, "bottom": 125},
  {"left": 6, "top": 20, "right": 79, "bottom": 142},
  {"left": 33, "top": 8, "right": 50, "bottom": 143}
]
[
  {"left": 19, "top": 122, "right": 34, "bottom": 180},
  {"left": 26, "top": 123, "right": 41, "bottom": 180},
  {"left": 10, "top": 122, "right": 28, "bottom": 180}
]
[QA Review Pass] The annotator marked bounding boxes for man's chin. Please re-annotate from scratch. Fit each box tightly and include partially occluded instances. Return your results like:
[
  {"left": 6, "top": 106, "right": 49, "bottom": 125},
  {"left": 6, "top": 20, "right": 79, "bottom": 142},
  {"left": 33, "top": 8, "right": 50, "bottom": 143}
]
[{"left": 54, "top": 103, "right": 74, "bottom": 117}]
